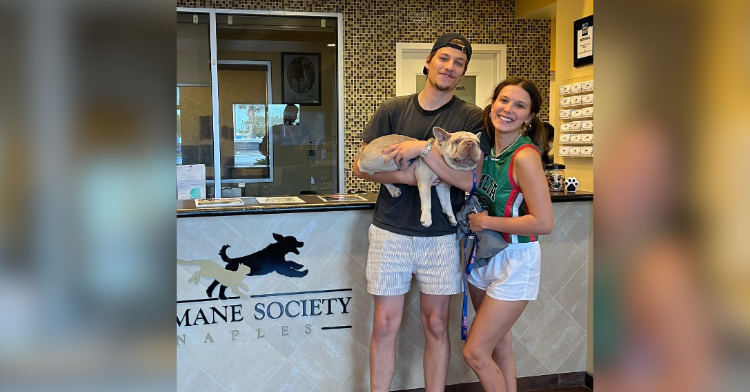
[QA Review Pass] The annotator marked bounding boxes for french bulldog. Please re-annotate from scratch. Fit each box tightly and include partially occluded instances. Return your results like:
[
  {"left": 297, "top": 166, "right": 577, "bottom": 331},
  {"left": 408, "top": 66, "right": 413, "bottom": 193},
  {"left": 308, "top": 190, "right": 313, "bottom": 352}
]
[{"left": 357, "top": 127, "right": 482, "bottom": 227}]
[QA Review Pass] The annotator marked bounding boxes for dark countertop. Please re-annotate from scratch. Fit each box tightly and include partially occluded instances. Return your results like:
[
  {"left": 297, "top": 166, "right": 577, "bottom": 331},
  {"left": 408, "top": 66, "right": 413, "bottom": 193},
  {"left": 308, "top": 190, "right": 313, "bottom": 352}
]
[{"left": 177, "top": 191, "right": 592, "bottom": 217}]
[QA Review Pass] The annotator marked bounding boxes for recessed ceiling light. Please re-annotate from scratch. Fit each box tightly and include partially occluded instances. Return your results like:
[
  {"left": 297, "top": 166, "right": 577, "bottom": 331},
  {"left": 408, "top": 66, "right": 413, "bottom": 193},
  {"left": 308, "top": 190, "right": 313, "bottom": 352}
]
[{"left": 327, "top": 43, "right": 336, "bottom": 47}]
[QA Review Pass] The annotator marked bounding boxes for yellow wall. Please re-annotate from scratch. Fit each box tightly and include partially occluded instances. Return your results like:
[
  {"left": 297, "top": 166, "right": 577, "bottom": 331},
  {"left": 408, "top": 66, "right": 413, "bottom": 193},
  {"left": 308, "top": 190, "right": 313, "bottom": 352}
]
[
  {"left": 550, "top": 0, "right": 594, "bottom": 375},
  {"left": 516, "top": 0, "right": 557, "bottom": 19},
  {"left": 553, "top": 0, "right": 594, "bottom": 192}
]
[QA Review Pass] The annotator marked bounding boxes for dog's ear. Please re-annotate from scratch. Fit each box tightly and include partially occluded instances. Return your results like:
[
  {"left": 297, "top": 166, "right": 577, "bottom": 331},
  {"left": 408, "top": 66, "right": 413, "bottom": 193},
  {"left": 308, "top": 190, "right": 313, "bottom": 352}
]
[
  {"left": 273, "top": 233, "right": 283, "bottom": 242},
  {"left": 432, "top": 126, "right": 450, "bottom": 143}
]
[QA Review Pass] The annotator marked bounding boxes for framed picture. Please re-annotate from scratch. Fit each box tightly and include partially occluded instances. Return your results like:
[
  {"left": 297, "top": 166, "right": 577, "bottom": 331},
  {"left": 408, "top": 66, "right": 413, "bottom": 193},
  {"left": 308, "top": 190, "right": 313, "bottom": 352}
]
[
  {"left": 282, "top": 53, "right": 321, "bottom": 105},
  {"left": 573, "top": 15, "right": 593, "bottom": 67}
]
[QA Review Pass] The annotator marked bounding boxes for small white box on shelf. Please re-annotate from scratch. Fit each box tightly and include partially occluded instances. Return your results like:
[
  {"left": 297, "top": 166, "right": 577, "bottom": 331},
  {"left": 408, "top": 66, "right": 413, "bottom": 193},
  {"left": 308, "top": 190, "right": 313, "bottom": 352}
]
[
  {"left": 582, "top": 94, "right": 594, "bottom": 105},
  {"left": 569, "top": 147, "right": 581, "bottom": 157},
  {"left": 571, "top": 109, "right": 583, "bottom": 119},
  {"left": 559, "top": 146, "right": 570, "bottom": 156},
  {"left": 560, "top": 85, "right": 570, "bottom": 95},
  {"left": 570, "top": 83, "right": 582, "bottom": 94},
  {"left": 581, "top": 120, "right": 593, "bottom": 131},
  {"left": 582, "top": 80, "right": 594, "bottom": 92},
  {"left": 560, "top": 122, "right": 572, "bottom": 132},
  {"left": 570, "top": 134, "right": 582, "bottom": 144},
  {"left": 580, "top": 146, "right": 593, "bottom": 157},
  {"left": 559, "top": 97, "right": 571, "bottom": 107},
  {"left": 559, "top": 134, "right": 571, "bottom": 144},
  {"left": 569, "top": 121, "right": 582, "bottom": 131},
  {"left": 582, "top": 106, "right": 594, "bottom": 118},
  {"left": 570, "top": 96, "right": 582, "bottom": 106},
  {"left": 559, "top": 109, "right": 572, "bottom": 120},
  {"left": 581, "top": 134, "right": 593, "bottom": 144}
]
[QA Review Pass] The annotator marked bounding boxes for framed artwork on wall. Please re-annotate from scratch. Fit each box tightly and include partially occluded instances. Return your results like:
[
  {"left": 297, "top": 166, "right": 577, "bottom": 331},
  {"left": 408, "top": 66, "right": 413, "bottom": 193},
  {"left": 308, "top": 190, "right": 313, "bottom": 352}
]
[
  {"left": 282, "top": 52, "right": 321, "bottom": 105},
  {"left": 574, "top": 15, "right": 593, "bottom": 67}
]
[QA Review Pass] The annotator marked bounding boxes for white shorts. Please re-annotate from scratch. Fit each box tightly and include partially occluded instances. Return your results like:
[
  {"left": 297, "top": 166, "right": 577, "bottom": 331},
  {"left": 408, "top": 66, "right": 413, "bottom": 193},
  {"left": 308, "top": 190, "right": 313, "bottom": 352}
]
[
  {"left": 366, "top": 225, "right": 462, "bottom": 296},
  {"left": 467, "top": 241, "right": 541, "bottom": 301}
]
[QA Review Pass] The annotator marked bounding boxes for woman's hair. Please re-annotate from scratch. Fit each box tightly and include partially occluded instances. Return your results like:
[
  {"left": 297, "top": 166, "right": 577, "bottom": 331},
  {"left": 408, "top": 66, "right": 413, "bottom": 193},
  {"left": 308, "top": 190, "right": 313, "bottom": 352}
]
[
  {"left": 542, "top": 122, "right": 555, "bottom": 166},
  {"left": 482, "top": 77, "right": 548, "bottom": 155}
]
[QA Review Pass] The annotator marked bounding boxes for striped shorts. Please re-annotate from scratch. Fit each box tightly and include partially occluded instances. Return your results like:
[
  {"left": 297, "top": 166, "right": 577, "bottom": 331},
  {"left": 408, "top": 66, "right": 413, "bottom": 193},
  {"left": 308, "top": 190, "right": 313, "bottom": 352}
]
[{"left": 366, "top": 224, "right": 462, "bottom": 296}]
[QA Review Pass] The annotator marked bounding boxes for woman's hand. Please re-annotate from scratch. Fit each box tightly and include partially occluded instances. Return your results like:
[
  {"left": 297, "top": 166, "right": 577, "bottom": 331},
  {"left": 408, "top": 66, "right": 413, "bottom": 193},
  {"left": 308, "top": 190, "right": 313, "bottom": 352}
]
[
  {"left": 468, "top": 210, "right": 490, "bottom": 232},
  {"left": 382, "top": 140, "right": 429, "bottom": 169}
]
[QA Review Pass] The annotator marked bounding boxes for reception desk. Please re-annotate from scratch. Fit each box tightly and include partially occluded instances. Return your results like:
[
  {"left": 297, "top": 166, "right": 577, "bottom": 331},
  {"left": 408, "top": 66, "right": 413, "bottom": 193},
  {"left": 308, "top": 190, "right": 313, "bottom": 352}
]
[{"left": 177, "top": 192, "right": 592, "bottom": 391}]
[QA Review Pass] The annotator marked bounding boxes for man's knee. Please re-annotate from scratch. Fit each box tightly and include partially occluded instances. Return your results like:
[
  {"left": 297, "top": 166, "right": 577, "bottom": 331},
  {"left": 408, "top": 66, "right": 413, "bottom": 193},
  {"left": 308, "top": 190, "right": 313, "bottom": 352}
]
[
  {"left": 422, "top": 312, "right": 449, "bottom": 338},
  {"left": 372, "top": 311, "right": 402, "bottom": 340}
]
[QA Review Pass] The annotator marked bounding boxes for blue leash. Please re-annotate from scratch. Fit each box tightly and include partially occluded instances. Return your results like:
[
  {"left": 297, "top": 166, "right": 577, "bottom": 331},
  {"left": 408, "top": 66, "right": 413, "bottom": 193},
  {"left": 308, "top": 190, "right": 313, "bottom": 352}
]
[{"left": 461, "top": 169, "right": 478, "bottom": 341}]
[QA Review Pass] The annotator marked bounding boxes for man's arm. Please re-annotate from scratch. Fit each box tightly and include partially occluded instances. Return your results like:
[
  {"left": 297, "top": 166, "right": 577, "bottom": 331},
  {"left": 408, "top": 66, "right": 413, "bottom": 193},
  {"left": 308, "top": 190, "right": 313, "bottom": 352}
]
[
  {"left": 380, "top": 140, "right": 482, "bottom": 192},
  {"left": 352, "top": 141, "right": 418, "bottom": 186}
]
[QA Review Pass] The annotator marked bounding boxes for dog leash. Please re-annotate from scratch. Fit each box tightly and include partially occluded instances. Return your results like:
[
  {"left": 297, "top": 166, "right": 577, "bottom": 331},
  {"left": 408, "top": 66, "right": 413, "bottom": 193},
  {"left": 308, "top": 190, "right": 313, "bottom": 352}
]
[{"left": 461, "top": 169, "right": 478, "bottom": 341}]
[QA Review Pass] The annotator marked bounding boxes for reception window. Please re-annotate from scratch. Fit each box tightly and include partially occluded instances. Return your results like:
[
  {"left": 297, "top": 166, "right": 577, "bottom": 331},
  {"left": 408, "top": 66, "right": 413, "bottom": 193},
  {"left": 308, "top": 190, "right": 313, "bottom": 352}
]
[{"left": 176, "top": 9, "right": 343, "bottom": 198}]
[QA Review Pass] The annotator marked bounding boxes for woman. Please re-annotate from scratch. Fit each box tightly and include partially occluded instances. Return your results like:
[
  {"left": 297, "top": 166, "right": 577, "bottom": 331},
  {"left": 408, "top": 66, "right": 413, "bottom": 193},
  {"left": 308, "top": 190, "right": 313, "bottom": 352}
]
[{"left": 463, "top": 77, "right": 554, "bottom": 391}]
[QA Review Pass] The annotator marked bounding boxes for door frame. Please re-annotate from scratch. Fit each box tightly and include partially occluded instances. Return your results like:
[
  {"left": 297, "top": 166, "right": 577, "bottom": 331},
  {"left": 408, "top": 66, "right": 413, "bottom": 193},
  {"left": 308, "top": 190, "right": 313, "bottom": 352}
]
[
  {"left": 395, "top": 43, "right": 507, "bottom": 105},
  {"left": 217, "top": 60, "right": 274, "bottom": 183}
]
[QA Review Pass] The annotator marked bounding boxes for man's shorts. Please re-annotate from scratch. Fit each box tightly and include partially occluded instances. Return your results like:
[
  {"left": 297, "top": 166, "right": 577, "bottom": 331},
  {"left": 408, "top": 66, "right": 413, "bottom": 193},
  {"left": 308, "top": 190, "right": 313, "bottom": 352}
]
[
  {"left": 467, "top": 241, "right": 541, "bottom": 301},
  {"left": 366, "top": 225, "right": 462, "bottom": 296}
]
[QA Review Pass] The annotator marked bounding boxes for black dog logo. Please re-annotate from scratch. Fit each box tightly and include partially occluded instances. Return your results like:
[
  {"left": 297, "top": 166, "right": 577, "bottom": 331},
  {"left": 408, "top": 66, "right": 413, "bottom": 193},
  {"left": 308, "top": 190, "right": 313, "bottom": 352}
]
[{"left": 206, "top": 233, "right": 306, "bottom": 299}]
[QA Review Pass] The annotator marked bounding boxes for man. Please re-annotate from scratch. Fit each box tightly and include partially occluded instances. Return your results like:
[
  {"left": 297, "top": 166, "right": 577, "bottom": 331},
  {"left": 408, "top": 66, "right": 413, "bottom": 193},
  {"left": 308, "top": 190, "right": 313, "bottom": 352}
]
[{"left": 352, "top": 33, "right": 490, "bottom": 392}]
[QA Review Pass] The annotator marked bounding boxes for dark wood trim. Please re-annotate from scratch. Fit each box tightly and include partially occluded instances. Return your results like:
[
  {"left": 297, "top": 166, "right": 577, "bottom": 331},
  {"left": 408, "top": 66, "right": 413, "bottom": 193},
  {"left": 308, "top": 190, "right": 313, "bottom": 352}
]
[{"left": 392, "top": 371, "right": 592, "bottom": 392}]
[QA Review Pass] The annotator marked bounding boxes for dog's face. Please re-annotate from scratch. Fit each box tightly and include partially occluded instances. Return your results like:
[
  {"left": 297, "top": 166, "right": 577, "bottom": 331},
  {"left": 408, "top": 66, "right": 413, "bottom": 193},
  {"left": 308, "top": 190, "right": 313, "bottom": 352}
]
[
  {"left": 272, "top": 233, "right": 304, "bottom": 255},
  {"left": 432, "top": 127, "right": 482, "bottom": 170}
]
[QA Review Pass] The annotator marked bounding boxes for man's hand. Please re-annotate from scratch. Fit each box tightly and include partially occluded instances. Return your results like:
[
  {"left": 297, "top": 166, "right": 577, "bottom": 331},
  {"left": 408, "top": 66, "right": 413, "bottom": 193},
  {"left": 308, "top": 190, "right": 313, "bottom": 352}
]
[{"left": 382, "top": 140, "right": 429, "bottom": 169}]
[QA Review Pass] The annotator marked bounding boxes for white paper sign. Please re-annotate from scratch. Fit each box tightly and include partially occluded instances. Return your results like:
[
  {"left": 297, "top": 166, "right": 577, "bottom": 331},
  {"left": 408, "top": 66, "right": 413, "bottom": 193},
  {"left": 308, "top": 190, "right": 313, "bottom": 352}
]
[{"left": 177, "top": 164, "right": 206, "bottom": 200}]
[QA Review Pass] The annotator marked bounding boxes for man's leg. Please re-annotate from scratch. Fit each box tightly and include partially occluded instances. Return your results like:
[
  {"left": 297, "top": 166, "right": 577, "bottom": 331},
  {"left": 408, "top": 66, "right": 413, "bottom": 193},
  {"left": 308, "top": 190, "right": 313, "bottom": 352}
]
[
  {"left": 420, "top": 293, "right": 451, "bottom": 392},
  {"left": 366, "top": 225, "right": 413, "bottom": 392},
  {"left": 370, "top": 295, "right": 405, "bottom": 392}
]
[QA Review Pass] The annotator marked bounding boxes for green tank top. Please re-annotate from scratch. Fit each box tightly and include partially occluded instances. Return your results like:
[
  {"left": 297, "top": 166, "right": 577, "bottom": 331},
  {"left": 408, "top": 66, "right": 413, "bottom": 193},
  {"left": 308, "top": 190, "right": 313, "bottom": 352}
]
[{"left": 475, "top": 135, "right": 540, "bottom": 244}]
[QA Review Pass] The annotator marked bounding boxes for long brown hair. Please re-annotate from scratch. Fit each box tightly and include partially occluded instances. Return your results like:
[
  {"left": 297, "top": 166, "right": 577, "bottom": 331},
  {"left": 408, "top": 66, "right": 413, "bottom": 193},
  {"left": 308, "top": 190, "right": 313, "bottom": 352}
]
[{"left": 482, "top": 77, "right": 547, "bottom": 155}]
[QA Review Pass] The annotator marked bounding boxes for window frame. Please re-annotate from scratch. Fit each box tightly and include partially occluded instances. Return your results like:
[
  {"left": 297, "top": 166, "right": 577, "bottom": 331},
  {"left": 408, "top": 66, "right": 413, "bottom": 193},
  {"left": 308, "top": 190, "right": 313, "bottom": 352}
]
[{"left": 177, "top": 7, "right": 345, "bottom": 198}]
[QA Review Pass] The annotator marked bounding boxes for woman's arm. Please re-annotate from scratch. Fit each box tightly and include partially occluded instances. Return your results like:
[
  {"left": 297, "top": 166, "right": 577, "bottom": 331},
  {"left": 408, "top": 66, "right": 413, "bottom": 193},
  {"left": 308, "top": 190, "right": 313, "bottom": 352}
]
[
  {"left": 468, "top": 148, "right": 553, "bottom": 235},
  {"left": 352, "top": 141, "right": 418, "bottom": 186},
  {"left": 381, "top": 139, "right": 484, "bottom": 192}
]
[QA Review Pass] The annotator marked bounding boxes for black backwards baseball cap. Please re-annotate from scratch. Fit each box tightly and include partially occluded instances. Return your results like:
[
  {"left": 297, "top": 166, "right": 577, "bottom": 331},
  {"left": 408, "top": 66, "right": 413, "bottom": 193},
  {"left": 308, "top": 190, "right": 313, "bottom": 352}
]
[{"left": 422, "top": 33, "right": 473, "bottom": 75}]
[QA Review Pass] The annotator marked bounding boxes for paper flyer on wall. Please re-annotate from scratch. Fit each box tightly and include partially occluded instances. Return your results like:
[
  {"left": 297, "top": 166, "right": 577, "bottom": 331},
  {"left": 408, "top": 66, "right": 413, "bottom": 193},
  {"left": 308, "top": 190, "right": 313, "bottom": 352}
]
[{"left": 177, "top": 164, "right": 206, "bottom": 200}]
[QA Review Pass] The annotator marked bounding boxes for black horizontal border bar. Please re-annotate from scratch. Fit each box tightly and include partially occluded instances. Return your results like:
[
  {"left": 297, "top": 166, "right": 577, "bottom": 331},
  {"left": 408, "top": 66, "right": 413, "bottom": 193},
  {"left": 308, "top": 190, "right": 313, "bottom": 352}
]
[
  {"left": 177, "top": 288, "right": 353, "bottom": 304},
  {"left": 321, "top": 325, "right": 352, "bottom": 330}
]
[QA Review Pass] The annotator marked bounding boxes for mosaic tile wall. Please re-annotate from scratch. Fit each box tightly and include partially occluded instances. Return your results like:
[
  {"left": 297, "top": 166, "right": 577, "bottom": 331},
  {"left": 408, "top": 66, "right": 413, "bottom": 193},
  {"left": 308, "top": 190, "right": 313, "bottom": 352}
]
[{"left": 176, "top": 0, "right": 551, "bottom": 193}]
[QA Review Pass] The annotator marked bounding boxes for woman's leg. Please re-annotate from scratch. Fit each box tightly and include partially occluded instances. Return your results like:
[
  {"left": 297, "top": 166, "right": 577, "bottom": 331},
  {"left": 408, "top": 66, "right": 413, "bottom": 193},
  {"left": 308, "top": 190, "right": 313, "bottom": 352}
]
[
  {"left": 492, "top": 330, "right": 517, "bottom": 392},
  {"left": 468, "top": 283, "right": 519, "bottom": 392},
  {"left": 462, "top": 296, "right": 528, "bottom": 391}
]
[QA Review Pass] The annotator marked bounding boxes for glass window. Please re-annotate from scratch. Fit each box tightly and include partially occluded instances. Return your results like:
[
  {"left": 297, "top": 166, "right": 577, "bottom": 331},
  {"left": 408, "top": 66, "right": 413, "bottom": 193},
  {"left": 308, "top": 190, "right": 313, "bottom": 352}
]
[
  {"left": 176, "top": 12, "right": 214, "bottom": 181},
  {"left": 215, "top": 13, "right": 340, "bottom": 197}
]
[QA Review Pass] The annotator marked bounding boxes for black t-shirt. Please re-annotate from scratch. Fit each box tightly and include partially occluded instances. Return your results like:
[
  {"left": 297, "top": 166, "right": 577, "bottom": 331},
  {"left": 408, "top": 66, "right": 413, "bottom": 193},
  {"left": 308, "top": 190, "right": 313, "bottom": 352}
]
[{"left": 360, "top": 94, "right": 491, "bottom": 236}]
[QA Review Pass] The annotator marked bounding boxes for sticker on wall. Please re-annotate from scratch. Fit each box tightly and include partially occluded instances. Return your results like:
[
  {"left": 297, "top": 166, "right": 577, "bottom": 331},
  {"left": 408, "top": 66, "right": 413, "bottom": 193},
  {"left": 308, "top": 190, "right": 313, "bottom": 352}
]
[{"left": 179, "top": 233, "right": 307, "bottom": 300}]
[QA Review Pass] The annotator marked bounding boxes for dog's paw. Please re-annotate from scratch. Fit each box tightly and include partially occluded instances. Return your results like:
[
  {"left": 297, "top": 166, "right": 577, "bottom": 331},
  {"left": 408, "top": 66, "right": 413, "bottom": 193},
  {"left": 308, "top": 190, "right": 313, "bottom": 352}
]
[
  {"left": 420, "top": 211, "right": 432, "bottom": 227},
  {"left": 387, "top": 187, "right": 401, "bottom": 197},
  {"left": 447, "top": 214, "right": 457, "bottom": 226}
]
